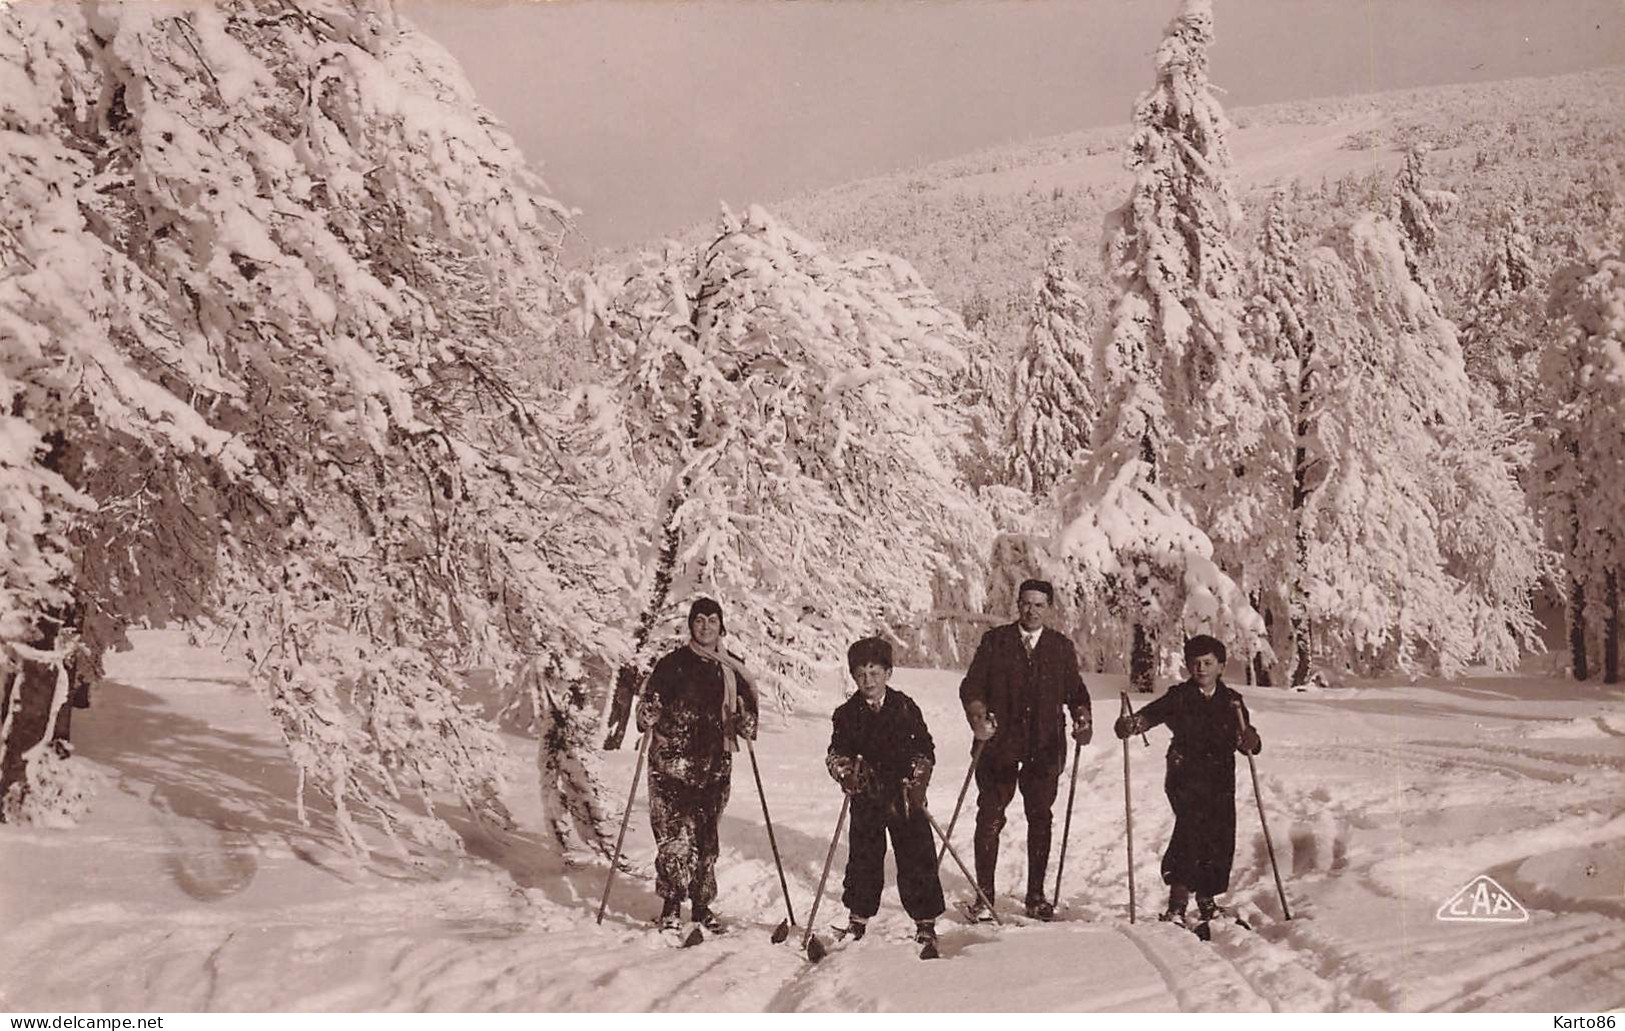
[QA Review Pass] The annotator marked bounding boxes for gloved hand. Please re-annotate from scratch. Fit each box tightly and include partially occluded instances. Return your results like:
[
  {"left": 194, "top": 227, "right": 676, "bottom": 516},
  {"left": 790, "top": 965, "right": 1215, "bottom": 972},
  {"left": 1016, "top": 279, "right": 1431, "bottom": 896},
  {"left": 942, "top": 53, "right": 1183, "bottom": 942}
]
[
  {"left": 634, "top": 695, "right": 660, "bottom": 734},
  {"left": 724, "top": 707, "right": 757, "bottom": 742},
  {"left": 966, "top": 701, "right": 997, "bottom": 742},
  {"left": 826, "top": 754, "right": 874, "bottom": 796},
  {"left": 1114, "top": 713, "right": 1146, "bottom": 739},
  {"left": 1237, "top": 725, "right": 1262, "bottom": 755},
  {"left": 1071, "top": 713, "right": 1093, "bottom": 745},
  {"left": 902, "top": 757, "right": 932, "bottom": 815}
]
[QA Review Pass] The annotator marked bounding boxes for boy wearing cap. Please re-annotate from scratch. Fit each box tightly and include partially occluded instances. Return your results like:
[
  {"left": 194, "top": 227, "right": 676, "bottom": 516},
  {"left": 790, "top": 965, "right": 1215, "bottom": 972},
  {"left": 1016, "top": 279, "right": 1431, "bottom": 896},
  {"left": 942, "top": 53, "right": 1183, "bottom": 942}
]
[
  {"left": 1114, "top": 634, "right": 1262, "bottom": 926},
  {"left": 826, "top": 636, "right": 946, "bottom": 953}
]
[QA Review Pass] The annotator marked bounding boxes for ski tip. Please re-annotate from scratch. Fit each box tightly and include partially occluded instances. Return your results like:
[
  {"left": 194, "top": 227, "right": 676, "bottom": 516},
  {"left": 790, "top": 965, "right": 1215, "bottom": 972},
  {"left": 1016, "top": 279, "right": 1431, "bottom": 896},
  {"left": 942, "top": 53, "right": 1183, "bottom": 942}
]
[
  {"left": 806, "top": 935, "right": 827, "bottom": 963},
  {"left": 770, "top": 920, "right": 790, "bottom": 944}
]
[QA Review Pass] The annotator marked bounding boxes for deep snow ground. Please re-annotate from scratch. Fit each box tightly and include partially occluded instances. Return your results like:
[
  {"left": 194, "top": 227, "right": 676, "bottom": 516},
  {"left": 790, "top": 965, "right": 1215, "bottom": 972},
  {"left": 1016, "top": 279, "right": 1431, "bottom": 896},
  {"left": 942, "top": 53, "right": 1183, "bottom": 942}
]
[{"left": 2, "top": 630, "right": 1622, "bottom": 1012}]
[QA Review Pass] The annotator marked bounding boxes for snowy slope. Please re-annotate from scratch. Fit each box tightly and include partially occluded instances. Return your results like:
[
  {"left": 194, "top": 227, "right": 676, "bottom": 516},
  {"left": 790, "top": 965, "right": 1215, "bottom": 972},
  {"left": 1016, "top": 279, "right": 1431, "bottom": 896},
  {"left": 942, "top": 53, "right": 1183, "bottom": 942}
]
[{"left": 2, "top": 631, "right": 1622, "bottom": 1012}]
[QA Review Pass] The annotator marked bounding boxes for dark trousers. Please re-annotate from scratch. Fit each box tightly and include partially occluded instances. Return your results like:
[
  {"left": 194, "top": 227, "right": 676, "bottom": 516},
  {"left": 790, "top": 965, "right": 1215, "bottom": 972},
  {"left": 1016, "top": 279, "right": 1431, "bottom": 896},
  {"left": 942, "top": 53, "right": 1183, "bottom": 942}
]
[
  {"left": 973, "top": 754, "right": 1061, "bottom": 902},
  {"left": 841, "top": 796, "right": 946, "bottom": 922},
  {"left": 1161, "top": 770, "right": 1237, "bottom": 899},
  {"left": 649, "top": 771, "right": 730, "bottom": 905}
]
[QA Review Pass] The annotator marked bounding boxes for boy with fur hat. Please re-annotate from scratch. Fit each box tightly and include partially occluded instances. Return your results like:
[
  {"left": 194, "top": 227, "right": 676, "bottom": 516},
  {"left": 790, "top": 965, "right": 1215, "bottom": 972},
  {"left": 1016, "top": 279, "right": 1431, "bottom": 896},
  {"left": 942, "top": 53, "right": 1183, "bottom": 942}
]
[
  {"left": 637, "top": 597, "right": 758, "bottom": 932},
  {"left": 826, "top": 636, "right": 946, "bottom": 953},
  {"left": 1113, "top": 634, "right": 1262, "bottom": 927}
]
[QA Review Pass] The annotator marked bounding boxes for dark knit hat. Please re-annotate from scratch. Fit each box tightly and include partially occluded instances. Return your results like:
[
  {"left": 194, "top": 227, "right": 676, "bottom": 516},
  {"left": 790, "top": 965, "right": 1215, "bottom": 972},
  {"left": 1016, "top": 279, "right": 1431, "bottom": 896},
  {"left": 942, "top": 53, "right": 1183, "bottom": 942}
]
[
  {"left": 1184, "top": 634, "right": 1226, "bottom": 665},
  {"left": 847, "top": 636, "right": 893, "bottom": 672},
  {"left": 688, "top": 597, "right": 725, "bottom": 634}
]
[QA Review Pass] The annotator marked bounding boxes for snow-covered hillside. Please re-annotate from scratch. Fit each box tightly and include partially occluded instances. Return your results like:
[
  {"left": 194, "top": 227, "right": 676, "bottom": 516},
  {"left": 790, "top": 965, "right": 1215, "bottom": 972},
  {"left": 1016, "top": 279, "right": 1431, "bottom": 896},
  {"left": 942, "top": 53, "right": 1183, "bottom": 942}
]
[{"left": 2, "top": 631, "right": 1620, "bottom": 1012}]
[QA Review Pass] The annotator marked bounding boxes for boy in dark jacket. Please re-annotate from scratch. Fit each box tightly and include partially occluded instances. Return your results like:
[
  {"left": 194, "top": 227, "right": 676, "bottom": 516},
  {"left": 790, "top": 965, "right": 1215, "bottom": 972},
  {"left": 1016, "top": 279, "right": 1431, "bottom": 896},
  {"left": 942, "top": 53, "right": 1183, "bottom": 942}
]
[
  {"left": 1114, "top": 634, "right": 1263, "bottom": 926},
  {"left": 826, "top": 637, "right": 947, "bottom": 950}
]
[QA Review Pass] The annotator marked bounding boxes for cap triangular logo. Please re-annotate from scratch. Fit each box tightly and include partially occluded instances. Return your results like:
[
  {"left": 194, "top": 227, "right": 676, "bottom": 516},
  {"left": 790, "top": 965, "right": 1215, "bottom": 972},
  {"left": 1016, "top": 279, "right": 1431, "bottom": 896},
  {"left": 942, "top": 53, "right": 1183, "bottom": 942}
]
[{"left": 1435, "top": 874, "right": 1529, "bottom": 923}]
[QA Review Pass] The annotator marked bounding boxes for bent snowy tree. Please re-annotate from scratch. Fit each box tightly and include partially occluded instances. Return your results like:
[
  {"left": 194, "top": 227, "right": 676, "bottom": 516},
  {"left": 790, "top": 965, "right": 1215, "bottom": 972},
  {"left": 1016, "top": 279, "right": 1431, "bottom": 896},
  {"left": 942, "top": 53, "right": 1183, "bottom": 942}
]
[
  {"left": 1, "top": 0, "right": 627, "bottom": 856},
  {"left": 1538, "top": 233, "right": 1625, "bottom": 683},
  {"left": 579, "top": 205, "right": 990, "bottom": 730},
  {"left": 1292, "top": 214, "right": 1542, "bottom": 677}
]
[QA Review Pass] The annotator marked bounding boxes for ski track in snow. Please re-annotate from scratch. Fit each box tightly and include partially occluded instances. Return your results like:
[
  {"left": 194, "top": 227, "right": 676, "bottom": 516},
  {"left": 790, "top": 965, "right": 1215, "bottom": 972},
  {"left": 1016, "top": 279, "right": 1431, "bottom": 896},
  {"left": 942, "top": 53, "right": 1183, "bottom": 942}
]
[{"left": 1, "top": 632, "right": 1622, "bottom": 1012}]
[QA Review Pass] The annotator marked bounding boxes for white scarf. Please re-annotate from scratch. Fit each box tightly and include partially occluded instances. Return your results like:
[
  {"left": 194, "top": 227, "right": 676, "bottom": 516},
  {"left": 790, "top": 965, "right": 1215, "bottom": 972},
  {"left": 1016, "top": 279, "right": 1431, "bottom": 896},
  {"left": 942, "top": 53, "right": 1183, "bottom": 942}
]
[{"left": 689, "top": 641, "right": 751, "bottom": 752}]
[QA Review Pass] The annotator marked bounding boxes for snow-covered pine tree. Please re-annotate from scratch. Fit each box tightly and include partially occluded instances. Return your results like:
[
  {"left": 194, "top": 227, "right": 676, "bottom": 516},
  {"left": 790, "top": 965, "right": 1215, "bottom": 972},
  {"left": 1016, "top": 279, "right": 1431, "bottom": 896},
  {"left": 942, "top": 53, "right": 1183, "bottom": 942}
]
[
  {"left": 1295, "top": 214, "right": 1541, "bottom": 677},
  {"left": 1, "top": 2, "right": 627, "bottom": 855},
  {"left": 1388, "top": 146, "right": 1459, "bottom": 283},
  {"left": 1057, "top": 0, "right": 1269, "bottom": 691},
  {"left": 1460, "top": 210, "right": 1545, "bottom": 412},
  {"left": 1537, "top": 231, "right": 1625, "bottom": 683},
  {"left": 581, "top": 205, "right": 989, "bottom": 725},
  {"left": 958, "top": 329, "right": 1017, "bottom": 490},
  {"left": 1243, "top": 190, "right": 1316, "bottom": 686},
  {"left": 1007, "top": 238, "right": 1097, "bottom": 497}
]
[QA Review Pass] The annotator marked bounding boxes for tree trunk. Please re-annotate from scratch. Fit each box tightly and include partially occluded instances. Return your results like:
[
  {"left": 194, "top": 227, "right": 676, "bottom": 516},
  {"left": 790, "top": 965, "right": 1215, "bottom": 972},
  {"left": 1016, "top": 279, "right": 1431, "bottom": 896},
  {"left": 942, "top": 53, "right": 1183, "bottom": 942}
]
[
  {"left": 1287, "top": 337, "right": 1315, "bottom": 688},
  {"left": 604, "top": 384, "right": 706, "bottom": 749},
  {"left": 1566, "top": 460, "right": 1590, "bottom": 682},
  {"left": 1605, "top": 568, "right": 1619, "bottom": 686},
  {"left": 0, "top": 422, "right": 75, "bottom": 818},
  {"left": 1130, "top": 623, "right": 1156, "bottom": 694},
  {"left": 1251, "top": 594, "right": 1274, "bottom": 687},
  {"left": 1570, "top": 574, "right": 1590, "bottom": 682},
  {"left": 603, "top": 491, "right": 684, "bottom": 748},
  {"left": 0, "top": 618, "right": 70, "bottom": 819}
]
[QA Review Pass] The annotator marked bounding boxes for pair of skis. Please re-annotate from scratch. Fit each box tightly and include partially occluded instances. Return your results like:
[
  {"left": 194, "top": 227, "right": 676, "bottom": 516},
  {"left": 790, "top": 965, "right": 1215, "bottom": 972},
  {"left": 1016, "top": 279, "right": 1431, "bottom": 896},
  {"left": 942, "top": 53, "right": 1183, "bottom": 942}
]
[
  {"left": 598, "top": 734, "right": 800, "bottom": 944},
  {"left": 801, "top": 795, "right": 968, "bottom": 962},
  {"left": 1119, "top": 691, "right": 1293, "bottom": 925}
]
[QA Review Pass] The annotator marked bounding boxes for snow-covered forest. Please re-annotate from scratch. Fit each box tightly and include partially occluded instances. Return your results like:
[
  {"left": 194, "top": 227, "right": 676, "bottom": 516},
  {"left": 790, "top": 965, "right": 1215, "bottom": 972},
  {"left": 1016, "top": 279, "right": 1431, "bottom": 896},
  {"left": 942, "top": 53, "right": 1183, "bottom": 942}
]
[{"left": 2, "top": 0, "right": 1622, "bottom": 1014}]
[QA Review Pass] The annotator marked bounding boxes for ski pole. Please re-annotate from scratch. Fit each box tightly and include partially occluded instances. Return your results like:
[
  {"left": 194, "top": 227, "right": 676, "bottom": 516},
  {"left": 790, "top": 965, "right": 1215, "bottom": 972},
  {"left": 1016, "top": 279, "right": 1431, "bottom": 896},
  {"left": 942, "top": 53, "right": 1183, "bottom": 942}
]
[
  {"left": 745, "top": 738, "right": 798, "bottom": 942},
  {"left": 803, "top": 793, "right": 851, "bottom": 960},
  {"left": 935, "top": 737, "right": 985, "bottom": 870},
  {"left": 1245, "top": 752, "right": 1293, "bottom": 920},
  {"left": 1051, "top": 740, "right": 1083, "bottom": 906},
  {"left": 1119, "top": 692, "right": 1137, "bottom": 924},
  {"left": 924, "top": 808, "right": 1002, "bottom": 926},
  {"left": 1233, "top": 698, "right": 1291, "bottom": 920},
  {"left": 596, "top": 730, "right": 651, "bottom": 925}
]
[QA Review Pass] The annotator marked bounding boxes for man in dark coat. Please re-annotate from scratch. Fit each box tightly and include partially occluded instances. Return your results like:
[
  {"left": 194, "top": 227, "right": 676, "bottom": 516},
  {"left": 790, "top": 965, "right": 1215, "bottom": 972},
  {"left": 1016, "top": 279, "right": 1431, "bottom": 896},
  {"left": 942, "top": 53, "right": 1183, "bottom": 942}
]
[
  {"left": 826, "top": 636, "right": 946, "bottom": 950},
  {"left": 958, "top": 578, "right": 1092, "bottom": 920},
  {"left": 1114, "top": 634, "right": 1262, "bottom": 925},
  {"left": 636, "top": 597, "right": 758, "bottom": 932}
]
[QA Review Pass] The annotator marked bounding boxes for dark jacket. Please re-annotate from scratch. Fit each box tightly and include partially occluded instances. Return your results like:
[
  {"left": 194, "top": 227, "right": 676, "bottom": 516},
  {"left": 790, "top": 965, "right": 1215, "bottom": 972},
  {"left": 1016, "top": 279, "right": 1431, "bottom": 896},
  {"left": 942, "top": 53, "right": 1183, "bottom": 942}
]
[
  {"left": 827, "top": 688, "right": 935, "bottom": 803},
  {"left": 959, "top": 623, "right": 1091, "bottom": 765},
  {"left": 639, "top": 645, "right": 759, "bottom": 785},
  {"left": 1134, "top": 678, "right": 1253, "bottom": 792}
]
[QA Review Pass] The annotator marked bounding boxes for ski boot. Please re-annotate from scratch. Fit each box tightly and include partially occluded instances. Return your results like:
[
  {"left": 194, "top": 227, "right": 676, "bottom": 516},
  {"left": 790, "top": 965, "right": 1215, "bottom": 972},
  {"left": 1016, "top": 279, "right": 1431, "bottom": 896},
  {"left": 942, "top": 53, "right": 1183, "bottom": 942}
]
[
  {"left": 1196, "top": 896, "right": 1223, "bottom": 922},
  {"left": 915, "top": 919, "right": 940, "bottom": 960},
  {"left": 1158, "top": 885, "right": 1191, "bottom": 928},
  {"left": 1024, "top": 895, "right": 1057, "bottom": 921},
  {"left": 691, "top": 903, "right": 725, "bottom": 935},
  {"left": 962, "top": 895, "right": 997, "bottom": 924},
  {"left": 844, "top": 914, "right": 868, "bottom": 941},
  {"left": 658, "top": 897, "right": 684, "bottom": 932},
  {"left": 1192, "top": 895, "right": 1221, "bottom": 941}
]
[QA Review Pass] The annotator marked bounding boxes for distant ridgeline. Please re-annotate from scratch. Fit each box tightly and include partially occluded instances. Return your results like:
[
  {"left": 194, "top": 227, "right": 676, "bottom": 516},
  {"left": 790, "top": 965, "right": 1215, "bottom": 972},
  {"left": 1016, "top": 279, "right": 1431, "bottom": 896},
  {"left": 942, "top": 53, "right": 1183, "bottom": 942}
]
[
  {"left": 606, "top": 65, "right": 1625, "bottom": 371},
  {"left": 583, "top": 63, "right": 1624, "bottom": 682}
]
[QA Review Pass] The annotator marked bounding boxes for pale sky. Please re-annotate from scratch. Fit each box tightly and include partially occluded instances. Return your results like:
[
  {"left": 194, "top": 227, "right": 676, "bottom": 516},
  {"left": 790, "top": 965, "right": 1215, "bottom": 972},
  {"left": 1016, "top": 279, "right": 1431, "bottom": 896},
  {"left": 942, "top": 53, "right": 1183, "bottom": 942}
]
[{"left": 402, "top": 1, "right": 1625, "bottom": 251}]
